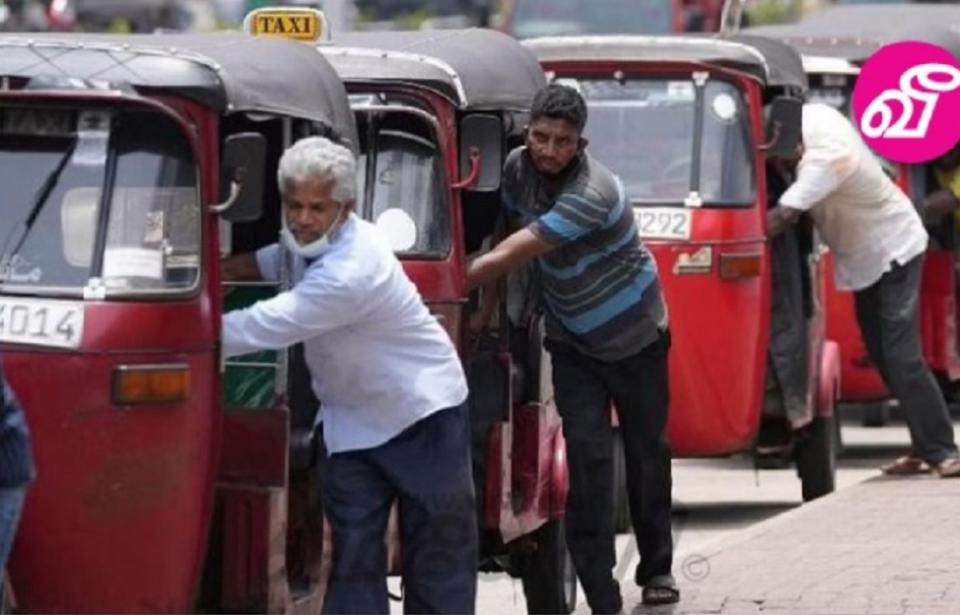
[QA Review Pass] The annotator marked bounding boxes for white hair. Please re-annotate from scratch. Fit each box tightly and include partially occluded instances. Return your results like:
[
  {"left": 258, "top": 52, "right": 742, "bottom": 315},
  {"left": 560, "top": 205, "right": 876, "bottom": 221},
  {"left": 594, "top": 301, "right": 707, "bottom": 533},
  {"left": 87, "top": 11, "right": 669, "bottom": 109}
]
[{"left": 277, "top": 136, "right": 357, "bottom": 203}]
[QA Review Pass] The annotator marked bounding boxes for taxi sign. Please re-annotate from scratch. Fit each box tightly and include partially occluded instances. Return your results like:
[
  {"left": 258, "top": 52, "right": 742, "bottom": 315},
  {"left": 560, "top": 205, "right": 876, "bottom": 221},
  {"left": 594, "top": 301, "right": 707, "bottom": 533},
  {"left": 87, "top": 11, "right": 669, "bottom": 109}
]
[{"left": 243, "top": 7, "right": 329, "bottom": 43}]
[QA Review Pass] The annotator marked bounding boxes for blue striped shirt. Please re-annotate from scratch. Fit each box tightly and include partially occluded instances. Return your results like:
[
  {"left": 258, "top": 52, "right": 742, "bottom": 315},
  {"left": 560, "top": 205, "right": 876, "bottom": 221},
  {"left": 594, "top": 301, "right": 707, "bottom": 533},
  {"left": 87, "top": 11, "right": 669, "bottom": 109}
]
[{"left": 503, "top": 148, "right": 667, "bottom": 361}]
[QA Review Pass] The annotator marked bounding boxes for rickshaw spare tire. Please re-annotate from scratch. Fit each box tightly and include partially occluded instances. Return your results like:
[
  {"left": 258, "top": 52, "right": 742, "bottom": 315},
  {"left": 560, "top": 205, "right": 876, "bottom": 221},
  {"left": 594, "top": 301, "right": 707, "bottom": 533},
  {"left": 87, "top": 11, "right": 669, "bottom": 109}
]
[
  {"left": 611, "top": 428, "right": 631, "bottom": 534},
  {"left": 796, "top": 414, "right": 838, "bottom": 502},
  {"left": 518, "top": 519, "right": 578, "bottom": 615}
]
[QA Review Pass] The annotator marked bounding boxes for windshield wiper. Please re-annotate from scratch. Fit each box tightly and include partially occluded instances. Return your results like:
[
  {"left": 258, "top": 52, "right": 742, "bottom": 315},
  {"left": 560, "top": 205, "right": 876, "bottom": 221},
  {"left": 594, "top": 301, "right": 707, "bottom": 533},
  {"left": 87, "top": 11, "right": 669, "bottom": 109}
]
[{"left": 0, "top": 139, "right": 79, "bottom": 264}]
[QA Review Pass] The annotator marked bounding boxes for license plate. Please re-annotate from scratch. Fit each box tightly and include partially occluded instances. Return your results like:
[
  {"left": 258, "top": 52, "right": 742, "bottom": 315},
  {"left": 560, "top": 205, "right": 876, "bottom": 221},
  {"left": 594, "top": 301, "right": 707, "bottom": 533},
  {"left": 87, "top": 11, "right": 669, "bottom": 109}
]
[
  {"left": 634, "top": 207, "right": 692, "bottom": 241},
  {"left": 0, "top": 298, "right": 84, "bottom": 349}
]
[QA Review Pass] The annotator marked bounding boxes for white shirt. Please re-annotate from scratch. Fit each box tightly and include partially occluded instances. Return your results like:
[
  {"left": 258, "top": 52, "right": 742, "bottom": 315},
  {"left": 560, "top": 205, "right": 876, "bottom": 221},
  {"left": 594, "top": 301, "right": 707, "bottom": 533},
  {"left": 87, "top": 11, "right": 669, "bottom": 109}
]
[
  {"left": 779, "top": 103, "right": 928, "bottom": 291},
  {"left": 222, "top": 214, "right": 468, "bottom": 454}
]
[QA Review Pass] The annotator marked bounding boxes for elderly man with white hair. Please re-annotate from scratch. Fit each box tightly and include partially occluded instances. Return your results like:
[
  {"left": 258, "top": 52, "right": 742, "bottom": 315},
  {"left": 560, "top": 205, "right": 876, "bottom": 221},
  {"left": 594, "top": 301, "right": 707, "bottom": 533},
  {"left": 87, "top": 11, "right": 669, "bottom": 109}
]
[{"left": 221, "top": 136, "right": 476, "bottom": 614}]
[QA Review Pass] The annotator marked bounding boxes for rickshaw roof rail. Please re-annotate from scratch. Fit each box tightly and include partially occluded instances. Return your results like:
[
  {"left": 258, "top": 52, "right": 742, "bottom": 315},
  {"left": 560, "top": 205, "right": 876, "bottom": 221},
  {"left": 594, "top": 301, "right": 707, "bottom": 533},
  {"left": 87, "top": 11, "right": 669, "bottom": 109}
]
[
  {"left": 524, "top": 34, "right": 807, "bottom": 91},
  {"left": 0, "top": 31, "right": 357, "bottom": 145},
  {"left": 320, "top": 28, "right": 546, "bottom": 111},
  {"left": 746, "top": 5, "right": 960, "bottom": 63}
]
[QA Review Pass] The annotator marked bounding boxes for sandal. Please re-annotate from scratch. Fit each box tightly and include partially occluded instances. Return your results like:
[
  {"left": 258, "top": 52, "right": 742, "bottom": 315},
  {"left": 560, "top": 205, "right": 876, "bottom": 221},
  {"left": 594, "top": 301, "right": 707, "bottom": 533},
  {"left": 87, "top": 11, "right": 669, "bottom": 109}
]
[
  {"left": 880, "top": 455, "right": 931, "bottom": 475},
  {"left": 641, "top": 574, "right": 680, "bottom": 606},
  {"left": 934, "top": 456, "right": 960, "bottom": 478}
]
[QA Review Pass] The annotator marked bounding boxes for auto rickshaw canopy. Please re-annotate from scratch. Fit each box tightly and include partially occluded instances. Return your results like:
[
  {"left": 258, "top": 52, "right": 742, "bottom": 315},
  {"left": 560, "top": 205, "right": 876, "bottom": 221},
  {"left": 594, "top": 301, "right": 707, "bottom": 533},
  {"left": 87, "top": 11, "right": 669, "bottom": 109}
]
[
  {"left": 0, "top": 31, "right": 357, "bottom": 145},
  {"left": 747, "top": 4, "right": 960, "bottom": 63},
  {"left": 524, "top": 34, "right": 808, "bottom": 91},
  {"left": 319, "top": 28, "right": 546, "bottom": 111}
]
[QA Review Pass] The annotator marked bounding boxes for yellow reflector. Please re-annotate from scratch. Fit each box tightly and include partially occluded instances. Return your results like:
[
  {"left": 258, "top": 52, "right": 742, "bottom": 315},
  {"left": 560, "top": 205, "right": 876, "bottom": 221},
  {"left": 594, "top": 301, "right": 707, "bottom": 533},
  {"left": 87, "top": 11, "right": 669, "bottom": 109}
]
[
  {"left": 719, "top": 253, "right": 763, "bottom": 280},
  {"left": 243, "top": 7, "right": 329, "bottom": 43},
  {"left": 113, "top": 364, "right": 191, "bottom": 405}
]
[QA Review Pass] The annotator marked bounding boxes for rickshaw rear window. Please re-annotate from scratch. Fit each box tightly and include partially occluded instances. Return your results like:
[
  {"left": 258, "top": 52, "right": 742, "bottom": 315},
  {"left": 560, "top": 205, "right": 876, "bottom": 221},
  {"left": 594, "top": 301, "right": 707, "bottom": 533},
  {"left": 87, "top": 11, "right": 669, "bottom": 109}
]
[
  {"left": 358, "top": 128, "right": 450, "bottom": 259},
  {"left": 579, "top": 78, "right": 756, "bottom": 207},
  {"left": 0, "top": 106, "right": 200, "bottom": 297}
]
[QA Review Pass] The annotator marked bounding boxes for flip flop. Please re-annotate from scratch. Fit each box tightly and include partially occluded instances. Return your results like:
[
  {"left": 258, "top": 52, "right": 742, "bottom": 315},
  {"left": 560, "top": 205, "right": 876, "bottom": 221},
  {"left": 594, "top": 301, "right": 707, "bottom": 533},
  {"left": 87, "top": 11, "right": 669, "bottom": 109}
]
[
  {"left": 880, "top": 455, "right": 931, "bottom": 475},
  {"left": 934, "top": 456, "right": 960, "bottom": 478},
  {"left": 641, "top": 574, "right": 680, "bottom": 606}
]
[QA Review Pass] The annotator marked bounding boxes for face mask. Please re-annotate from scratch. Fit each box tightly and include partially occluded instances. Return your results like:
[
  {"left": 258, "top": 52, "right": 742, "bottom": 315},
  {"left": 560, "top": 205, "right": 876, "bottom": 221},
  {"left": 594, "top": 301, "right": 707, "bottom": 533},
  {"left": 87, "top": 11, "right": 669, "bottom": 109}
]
[{"left": 281, "top": 207, "right": 344, "bottom": 259}]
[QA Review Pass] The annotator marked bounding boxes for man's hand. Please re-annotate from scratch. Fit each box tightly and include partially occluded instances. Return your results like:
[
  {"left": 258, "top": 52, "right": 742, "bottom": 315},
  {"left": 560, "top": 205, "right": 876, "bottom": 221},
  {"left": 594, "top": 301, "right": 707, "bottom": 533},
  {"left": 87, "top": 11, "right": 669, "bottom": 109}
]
[
  {"left": 923, "top": 189, "right": 960, "bottom": 222},
  {"left": 221, "top": 253, "right": 262, "bottom": 282},
  {"left": 466, "top": 228, "right": 553, "bottom": 292},
  {"left": 766, "top": 206, "right": 801, "bottom": 239}
]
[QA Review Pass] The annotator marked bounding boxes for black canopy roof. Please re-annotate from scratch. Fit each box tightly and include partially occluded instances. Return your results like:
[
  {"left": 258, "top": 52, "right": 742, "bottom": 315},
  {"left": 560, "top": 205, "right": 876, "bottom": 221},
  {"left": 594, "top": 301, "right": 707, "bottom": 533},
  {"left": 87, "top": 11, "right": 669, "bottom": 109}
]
[
  {"left": 747, "top": 4, "right": 960, "bottom": 63},
  {"left": 0, "top": 32, "right": 356, "bottom": 141},
  {"left": 524, "top": 34, "right": 807, "bottom": 90},
  {"left": 320, "top": 28, "right": 546, "bottom": 111}
]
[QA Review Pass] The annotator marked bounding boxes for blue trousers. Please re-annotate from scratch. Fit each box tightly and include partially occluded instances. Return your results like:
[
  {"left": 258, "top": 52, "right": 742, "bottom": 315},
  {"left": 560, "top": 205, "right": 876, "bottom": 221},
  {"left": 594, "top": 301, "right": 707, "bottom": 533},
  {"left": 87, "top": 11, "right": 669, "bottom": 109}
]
[
  {"left": 319, "top": 404, "right": 477, "bottom": 615},
  {"left": 0, "top": 486, "right": 26, "bottom": 571}
]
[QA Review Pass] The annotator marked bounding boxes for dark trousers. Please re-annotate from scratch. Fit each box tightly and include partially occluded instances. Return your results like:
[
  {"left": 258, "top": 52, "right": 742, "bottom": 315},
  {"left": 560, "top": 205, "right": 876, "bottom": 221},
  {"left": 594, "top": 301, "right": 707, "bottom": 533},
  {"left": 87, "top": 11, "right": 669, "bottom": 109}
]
[
  {"left": 319, "top": 404, "right": 478, "bottom": 615},
  {"left": 548, "top": 333, "right": 674, "bottom": 612},
  {"left": 854, "top": 256, "right": 959, "bottom": 464}
]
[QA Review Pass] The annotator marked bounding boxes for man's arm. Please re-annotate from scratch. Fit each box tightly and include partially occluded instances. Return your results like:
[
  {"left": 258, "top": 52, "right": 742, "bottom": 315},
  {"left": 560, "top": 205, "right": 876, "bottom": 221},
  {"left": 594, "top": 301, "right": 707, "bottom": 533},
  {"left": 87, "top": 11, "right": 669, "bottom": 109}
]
[
  {"left": 766, "top": 206, "right": 802, "bottom": 238},
  {"left": 221, "top": 253, "right": 263, "bottom": 281},
  {"left": 466, "top": 227, "right": 554, "bottom": 292}
]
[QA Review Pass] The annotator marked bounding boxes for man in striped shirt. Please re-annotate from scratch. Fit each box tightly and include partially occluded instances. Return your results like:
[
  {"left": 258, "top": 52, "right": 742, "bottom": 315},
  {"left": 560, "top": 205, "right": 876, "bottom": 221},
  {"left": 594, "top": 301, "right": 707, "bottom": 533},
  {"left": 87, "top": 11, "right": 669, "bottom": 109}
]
[{"left": 467, "top": 84, "right": 677, "bottom": 610}]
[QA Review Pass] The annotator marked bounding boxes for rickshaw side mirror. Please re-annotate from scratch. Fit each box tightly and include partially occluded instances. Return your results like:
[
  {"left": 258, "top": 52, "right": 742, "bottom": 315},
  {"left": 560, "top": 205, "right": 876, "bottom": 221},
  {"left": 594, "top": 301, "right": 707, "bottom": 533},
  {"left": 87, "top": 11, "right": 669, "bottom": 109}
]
[
  {"left": 459, "top": 114, "right": 503, "bottom": 192},
  {"left": 214, "top": 133, "right": 266, "bottom": 223},
  {"left": 762, "top": 96, "right": 803, "bottom": 159}
]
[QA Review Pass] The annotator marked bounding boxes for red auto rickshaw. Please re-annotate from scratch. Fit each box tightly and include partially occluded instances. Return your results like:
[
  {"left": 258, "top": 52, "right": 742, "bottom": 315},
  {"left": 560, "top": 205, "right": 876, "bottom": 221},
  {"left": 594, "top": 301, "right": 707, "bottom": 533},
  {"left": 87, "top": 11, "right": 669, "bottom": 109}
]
[
  {"left": 0, "top": 28, "right": 360, "bottom": 613},
  {"left": 527, "top": 34, "right": 841, "bottom": 505},
  {"left": 749, "top": 5, "right": 960, "bottom": 425},
  {"left": 319, "top": 28, "right": 576, "bottom": 614}
]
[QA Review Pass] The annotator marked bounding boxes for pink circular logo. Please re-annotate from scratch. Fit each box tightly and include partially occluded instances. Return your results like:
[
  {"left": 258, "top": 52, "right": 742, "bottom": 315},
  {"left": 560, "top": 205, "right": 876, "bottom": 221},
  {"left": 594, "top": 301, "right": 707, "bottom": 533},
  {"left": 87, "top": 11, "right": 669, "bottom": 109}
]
[{"left": 852, "top": 41, "right": 960, "bottom": 164}]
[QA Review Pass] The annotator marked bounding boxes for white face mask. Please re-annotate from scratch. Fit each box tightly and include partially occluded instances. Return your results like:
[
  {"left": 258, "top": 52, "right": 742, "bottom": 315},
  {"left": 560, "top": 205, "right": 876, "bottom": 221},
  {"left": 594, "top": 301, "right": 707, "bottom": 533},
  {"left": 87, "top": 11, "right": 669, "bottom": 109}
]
[{"left": 281, "top": 207, "right": 344, "bottom": 259}]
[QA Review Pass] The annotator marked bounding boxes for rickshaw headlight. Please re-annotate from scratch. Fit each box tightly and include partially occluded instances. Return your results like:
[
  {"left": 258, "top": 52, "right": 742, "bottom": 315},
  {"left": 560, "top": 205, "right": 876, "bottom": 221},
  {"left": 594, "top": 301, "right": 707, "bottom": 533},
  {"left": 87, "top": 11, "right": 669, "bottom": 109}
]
[{"left": 113, "top": 364, "right": 191, "bottom": 405}]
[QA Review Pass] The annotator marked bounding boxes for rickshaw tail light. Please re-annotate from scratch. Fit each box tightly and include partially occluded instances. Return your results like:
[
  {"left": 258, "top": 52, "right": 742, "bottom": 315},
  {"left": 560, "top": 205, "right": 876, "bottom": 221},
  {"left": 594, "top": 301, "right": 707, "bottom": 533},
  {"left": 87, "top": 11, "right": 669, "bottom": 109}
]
[
  {"left": 719, "top": 253, "right": 763, "bottom": 280},
  {"left": 113, "top": 364, "right": 191, "bottom": 405}
]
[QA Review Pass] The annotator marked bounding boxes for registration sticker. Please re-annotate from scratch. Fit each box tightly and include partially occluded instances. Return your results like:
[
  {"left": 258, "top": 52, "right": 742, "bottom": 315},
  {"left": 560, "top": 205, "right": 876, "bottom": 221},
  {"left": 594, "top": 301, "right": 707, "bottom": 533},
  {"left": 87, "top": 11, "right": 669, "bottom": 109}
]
[
  {"left": 634, "top": 207, "right": 692, "bottom": 241},
  {"left": 0, "top": 297, "right": 83, "bottom": 349}
]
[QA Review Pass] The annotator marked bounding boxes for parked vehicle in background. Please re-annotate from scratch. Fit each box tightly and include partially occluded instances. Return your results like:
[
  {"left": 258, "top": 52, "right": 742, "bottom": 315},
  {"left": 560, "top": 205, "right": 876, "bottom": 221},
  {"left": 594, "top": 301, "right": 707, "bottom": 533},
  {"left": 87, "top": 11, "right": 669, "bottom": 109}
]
[
  {"left": 497, "top": 0, "right": 726, "bottom": 39},
  {"left": 1, "top": 27, "right": 359, "bottom": 613},
  {"left": 527, "top": 34, "right": 841, "bottom": 518},
  {"left": 749, "top": 4, "right": 960, "bottom": 426},
  {"left": 319, "top": 28, "right": 577, "bottom": 614}
]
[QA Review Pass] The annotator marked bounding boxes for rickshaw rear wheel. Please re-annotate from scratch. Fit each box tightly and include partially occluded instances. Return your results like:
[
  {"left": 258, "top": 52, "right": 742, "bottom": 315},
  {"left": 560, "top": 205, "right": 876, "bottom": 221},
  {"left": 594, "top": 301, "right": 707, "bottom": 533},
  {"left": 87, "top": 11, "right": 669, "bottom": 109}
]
[
  {"left": 611, "top": 427, "right": 631, "bottom": 534},
  {"left": 796, "top": 414, "right": 838, "bottom": 501},
  {"left": 517, "top": 519, "right": 578, "bottom": 614}
]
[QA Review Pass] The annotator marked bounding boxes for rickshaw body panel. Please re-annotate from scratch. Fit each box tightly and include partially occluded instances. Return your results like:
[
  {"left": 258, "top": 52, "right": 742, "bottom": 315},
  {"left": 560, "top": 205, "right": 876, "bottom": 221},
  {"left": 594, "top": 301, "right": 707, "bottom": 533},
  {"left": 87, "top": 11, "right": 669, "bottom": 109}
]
[
  {"left": 5, "top": 310, "right": 219, "bottom": 614},
  {"left": 1, "top": 90, "right": 222, "bottom": 612}
]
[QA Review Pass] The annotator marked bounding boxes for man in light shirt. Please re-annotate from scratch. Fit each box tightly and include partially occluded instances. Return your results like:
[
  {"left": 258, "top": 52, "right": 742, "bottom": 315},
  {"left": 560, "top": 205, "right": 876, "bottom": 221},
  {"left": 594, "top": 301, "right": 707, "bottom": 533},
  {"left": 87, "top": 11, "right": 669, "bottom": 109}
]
[
  {"left": 221, "top": 136, "right": 476, "bottom": 614},
  {"left": 767, "top": 103, "right": 960, "bottom": 478}
]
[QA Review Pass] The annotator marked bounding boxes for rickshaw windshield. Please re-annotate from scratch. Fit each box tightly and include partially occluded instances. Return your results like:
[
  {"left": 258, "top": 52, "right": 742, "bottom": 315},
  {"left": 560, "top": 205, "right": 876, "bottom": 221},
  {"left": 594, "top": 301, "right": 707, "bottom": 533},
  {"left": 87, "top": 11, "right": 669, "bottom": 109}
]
[
  {"left": 511, "top": 0, "right": 673, "bottom": 38},
  {"left": 579, "top": 78, "right": 756, "bottom": 207},
  {"left": 357, "top": 127, "right": 451, "bottom": 259},
  {"left": 0, "top": 105, "right": 201, "bottom": 298}
]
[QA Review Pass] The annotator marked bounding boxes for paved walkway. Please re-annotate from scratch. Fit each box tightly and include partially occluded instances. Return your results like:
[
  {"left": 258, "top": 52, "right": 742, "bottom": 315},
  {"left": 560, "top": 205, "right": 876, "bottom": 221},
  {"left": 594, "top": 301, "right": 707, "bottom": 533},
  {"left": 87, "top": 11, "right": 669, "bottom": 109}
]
[{"left": 626, "top": 475, "right": 960, "bottom": 615}]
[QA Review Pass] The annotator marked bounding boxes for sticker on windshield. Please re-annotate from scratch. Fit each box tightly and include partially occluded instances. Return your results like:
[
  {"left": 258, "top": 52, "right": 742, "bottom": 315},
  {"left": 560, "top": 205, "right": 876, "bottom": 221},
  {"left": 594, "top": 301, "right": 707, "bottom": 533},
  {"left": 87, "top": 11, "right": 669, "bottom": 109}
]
[
  {"left": 102, "top": 246, "right": 164, "bottom": 281},
  {"left": 710, "top": 93, "right": 739, "bottom": 122},
  {"left": 0, "top": 107, "right": 74, "bottom": 136},
  {"left": 72, "top": 110, "right": 111, "bottom": 167},
  {"left": 667, "top": 81, "right": 695, "bottom": 102}
]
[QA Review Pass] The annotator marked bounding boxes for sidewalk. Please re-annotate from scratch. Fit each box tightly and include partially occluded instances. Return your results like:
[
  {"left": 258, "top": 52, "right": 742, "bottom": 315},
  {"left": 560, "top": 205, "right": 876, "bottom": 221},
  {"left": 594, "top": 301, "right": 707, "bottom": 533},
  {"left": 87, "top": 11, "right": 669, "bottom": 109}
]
[{"left": 628, "top": 475, "right": 960, "bottom": 615}]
